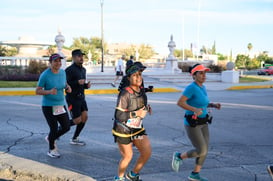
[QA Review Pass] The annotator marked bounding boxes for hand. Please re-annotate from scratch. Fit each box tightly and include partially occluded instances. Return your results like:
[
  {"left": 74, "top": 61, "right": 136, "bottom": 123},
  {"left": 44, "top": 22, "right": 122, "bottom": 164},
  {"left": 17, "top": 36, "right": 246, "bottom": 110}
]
[
  {"left": 65, "top": 85, "right": 72, "bottom": 93},
  {"left": 136, "top": 107, "right": 147, "bottom": 118},
  {"left": 50, "top": 88, "right": 57, "bottom": 95},
  {"left": 194, "top": 108, "right": 203, "bottom": 116},
  {"left": 78, "top": 79, "right": 85, "bottom": 85},
  {"left": 147, "top": 104, "right": 152, "bottom": 115},
  {"left": 87, "top": 81, "right": 91, "bottom": 88},
  {"left": 214, "top": 103, "right": 221, "bottom": 110}
]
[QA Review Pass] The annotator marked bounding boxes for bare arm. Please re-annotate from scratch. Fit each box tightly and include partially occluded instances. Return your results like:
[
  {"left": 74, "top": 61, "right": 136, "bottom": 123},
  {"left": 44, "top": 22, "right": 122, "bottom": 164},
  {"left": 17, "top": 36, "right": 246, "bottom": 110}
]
[
  {"left": 208, "top": 103, "right": 221, "bottom": 110},
  {"left": 36, "top": 87, "right": 57, "bottom": 95},
  {"left": 177, "top": 95, "right": 203, "bottom": 116}
]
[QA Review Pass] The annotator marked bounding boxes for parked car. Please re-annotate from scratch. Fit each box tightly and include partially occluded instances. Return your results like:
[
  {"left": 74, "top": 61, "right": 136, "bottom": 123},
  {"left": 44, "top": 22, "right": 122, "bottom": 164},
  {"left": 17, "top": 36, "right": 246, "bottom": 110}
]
[{"left": 257, "top": 66, "right": 273, "bottom": 75}]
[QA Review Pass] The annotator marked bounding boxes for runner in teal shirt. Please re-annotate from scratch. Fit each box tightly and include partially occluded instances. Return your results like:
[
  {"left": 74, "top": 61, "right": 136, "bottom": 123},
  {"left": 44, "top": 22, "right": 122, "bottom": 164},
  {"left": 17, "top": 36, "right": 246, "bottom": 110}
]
[
  {"left": 183, "top": 82, "right": 210, "bottom": 126},
  {"left": 36, "top": 53, "right": 71, "bottom": 158},
  {"left": 38, "top": 68, "right": 66, "bottom": 106},
  {"left": 172, "top": 64, "right": 221, "bottom": 181}
]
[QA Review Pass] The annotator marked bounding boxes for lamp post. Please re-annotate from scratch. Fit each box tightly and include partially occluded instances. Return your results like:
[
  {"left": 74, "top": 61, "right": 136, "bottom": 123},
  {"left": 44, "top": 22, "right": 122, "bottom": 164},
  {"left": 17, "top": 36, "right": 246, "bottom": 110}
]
[{"left": 100, "top": 0, "right": 104, "bottom": 72}]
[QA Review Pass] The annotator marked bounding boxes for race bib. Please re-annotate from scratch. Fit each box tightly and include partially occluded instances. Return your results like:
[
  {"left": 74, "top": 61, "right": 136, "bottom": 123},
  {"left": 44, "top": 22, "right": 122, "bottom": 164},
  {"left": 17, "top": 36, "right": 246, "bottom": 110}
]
[
  {"left": 52, "top": 106, "right": 66, "bottom": 115},
  {"left": 126, "top": 117, "right": 142, "bottom": 129}
]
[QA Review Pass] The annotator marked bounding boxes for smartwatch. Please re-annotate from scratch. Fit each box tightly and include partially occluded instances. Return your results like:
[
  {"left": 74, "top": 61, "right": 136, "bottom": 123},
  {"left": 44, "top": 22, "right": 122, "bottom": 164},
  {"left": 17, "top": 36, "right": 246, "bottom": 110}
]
[{"left": 131, "top": 111, "right": 137, "bottom": 118}]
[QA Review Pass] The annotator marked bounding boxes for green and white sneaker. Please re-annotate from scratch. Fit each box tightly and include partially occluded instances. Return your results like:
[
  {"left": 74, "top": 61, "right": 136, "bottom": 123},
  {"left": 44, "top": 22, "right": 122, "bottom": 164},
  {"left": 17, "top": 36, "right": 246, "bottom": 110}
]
[
  {"left": 126, "top": 171, "right": 142, "bottom": 181},
  {"left": 114, "top": 176, "right": 125, "bottom": 181},
  {"left": 171, "top": 151, "right": 182, "bottom": 172},
  {"left": 188, "top": 172, "right": 208, "bottom": 181}
]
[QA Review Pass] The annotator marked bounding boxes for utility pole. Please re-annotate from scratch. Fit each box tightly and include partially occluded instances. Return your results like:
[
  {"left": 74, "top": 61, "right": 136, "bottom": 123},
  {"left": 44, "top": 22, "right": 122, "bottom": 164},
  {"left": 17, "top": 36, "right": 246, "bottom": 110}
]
[{"left": 100, "top": 0, "right": 104, "bottom": 72}]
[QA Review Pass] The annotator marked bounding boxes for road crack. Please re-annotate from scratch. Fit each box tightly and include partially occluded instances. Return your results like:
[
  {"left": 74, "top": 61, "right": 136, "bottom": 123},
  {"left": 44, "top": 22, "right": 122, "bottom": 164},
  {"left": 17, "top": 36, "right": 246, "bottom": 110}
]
[{"left": 2, "top": 118, "right": 34, "bottom": 154}]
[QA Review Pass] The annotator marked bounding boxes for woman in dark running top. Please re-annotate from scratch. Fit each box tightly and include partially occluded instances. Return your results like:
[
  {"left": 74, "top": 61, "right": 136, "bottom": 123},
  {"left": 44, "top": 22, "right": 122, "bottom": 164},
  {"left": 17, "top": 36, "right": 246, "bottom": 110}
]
[{"left": 112, "top": 64, "right": 152, "bottom": 181}]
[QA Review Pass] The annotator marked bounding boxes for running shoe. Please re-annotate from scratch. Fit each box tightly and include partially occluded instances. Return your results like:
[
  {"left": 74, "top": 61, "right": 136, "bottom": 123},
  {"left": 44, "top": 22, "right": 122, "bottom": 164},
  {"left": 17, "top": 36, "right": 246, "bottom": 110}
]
[
  {"left": 172, "top": 151, "right": 182, "bottom": 172},
  {"left": 70, "top": 137, "right": 86, "bottom": 146},
  {"left": 47, "top": 149, "right": 61, "bottom": 158},
  {"left": 45, "top": 136, "right": 57, "bottom": 149},
  {"left": 188, "top": 172, "right": 208, "bottom": 181},
  {"left": 114, "top": 176, "right": 125, "bottom": 181},
  {"left": 126, "top": 171, "right": 142, "bottom": 181},
  {"left": 267, "top": 165, "right": 273, "bottom": 180}
]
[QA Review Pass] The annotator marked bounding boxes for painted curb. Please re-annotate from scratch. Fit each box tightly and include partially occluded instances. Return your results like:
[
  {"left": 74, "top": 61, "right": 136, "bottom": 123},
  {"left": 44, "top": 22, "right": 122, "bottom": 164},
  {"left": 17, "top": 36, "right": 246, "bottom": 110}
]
[
  {"left": 227, "top": 84, "right": 273, "bottom": 90},
  {"left": 0, "top": 88, "right": 181, "bottom": 96}
]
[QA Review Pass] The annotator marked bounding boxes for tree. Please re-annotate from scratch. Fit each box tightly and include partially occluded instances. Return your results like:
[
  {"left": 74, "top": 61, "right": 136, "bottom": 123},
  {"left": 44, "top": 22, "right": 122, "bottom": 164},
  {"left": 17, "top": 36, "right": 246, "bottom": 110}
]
[
  {"left": 229, "top": 49, "right": 233, "bottom": 61},
  {"left": 0, "top": 46, "right": 17, "bottom": 56},
  {"left": 121, "top": 45, "right": 136, "bottom": 58},
  {"left": 47, "top": 45, "right": 55, "bottom": 56},
  {"left": 217, "top": 53, "right": 227, "bottom": 61},
  {"left": 138, "top": 44, "right": 155, "bottom": 59},
  {"left": 256, "top": 52, "right": 273, "bottom": 64},
  {"left": 174, "top": 49, "right": 193, "bottom": 59},
  {"left": 235, "top": 54, "right": 250, "bottom": 69},
  {"left": 211, "top": 41, "right": 216, "bottom": 54},
  {"left": 245, "top": 58, "right": 260, "bottom": 70},
  {"left": 200, "top": 45, "right": 208, "bottom": 54},
  {"left": 70, "top": 37, "right": 104, "bottom": 61}
]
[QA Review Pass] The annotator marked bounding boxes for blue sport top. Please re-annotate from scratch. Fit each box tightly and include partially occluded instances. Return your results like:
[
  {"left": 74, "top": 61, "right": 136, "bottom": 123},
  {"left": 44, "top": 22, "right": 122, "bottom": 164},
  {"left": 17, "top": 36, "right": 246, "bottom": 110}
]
[
  {"left": 182, "top": 82, "right": 210, "bottom": 126},
  {"left": 37, "top": 68, "right": 66, "bottom": 106}
]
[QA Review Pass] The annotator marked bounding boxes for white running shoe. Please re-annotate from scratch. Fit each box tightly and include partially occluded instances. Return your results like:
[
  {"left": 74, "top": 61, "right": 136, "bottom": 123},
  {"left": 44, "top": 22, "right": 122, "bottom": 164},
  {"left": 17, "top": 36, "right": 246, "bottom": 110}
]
[
  {"left": 70, "top": 137, "right": 86, "bottom": 146},
  {"left": 47, "top": 149, "right": 61, "bottom": 158}
]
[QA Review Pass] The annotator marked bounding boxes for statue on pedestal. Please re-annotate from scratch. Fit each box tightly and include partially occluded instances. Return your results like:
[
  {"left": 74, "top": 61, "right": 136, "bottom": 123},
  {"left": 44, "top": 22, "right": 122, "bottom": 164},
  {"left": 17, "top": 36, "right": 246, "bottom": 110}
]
[
  {"left": 55, "top": 29, "right": 66, "bottom": 69},
  {"left": 168, "top": 35, "right": 176, "bottom": 59},
  {"left": 88, "top": 50, "right": 92, "bottom": 66},
  {"left": 166, "top": 35, "right": 178, "bottom": 73}
]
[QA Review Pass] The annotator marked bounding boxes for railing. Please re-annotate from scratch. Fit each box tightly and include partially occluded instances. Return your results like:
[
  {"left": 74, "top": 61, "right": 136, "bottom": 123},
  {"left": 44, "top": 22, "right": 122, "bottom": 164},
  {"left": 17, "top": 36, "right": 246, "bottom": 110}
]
[{"left": 0, "top": 57, "right": 49, "bottom": 67}]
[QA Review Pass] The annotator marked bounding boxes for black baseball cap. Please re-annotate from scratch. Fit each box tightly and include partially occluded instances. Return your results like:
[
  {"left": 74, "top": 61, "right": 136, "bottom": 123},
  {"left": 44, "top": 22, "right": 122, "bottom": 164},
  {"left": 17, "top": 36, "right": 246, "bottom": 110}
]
[
  {"left": 134, "top": 62, "right": 146, "bottom": 70},
  {"left": 72, "top": 49, "right": 86, "bottom": 56},
  {"left": 126, "top": 62, "right": 146, "bottom": 76}
]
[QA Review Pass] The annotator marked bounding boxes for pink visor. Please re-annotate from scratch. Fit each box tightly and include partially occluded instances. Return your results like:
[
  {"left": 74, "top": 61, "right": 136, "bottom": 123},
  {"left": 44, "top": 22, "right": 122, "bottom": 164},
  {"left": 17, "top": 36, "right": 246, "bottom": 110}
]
[{"left": 191, "top": 64, "right": 211, "bottom": 75}]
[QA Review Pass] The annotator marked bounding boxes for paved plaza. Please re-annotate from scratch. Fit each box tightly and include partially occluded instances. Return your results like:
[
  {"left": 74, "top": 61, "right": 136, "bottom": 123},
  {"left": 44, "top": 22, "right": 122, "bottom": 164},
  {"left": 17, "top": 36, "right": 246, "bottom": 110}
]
[{"left": 0, "top": 82, "right": 273, "bottom": 180}]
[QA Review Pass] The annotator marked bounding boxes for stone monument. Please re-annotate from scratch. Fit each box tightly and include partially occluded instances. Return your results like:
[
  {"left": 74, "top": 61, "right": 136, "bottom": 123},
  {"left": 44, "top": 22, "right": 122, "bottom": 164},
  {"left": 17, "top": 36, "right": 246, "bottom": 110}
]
[
  {"left": 55, "top": 30, "right": 66, "bottom": 69},
  {"left": 135, "top": 50, "right": 139, "bottom": 62},
  {"left": 221, "top": 61, "right": 239, "bottom": 83},
  {"left": 166, "top": 35, "right": 178, "bottom": 73},
  {"left": 88, "top": 50, "right": 92, "bottom": 65}
]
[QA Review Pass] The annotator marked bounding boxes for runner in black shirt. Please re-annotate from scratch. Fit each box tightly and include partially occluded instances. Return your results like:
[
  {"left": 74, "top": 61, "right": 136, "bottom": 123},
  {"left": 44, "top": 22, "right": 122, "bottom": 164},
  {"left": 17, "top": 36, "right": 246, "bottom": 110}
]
[{"left": 65, "top": 49, "right": 91, "bottom": 146}]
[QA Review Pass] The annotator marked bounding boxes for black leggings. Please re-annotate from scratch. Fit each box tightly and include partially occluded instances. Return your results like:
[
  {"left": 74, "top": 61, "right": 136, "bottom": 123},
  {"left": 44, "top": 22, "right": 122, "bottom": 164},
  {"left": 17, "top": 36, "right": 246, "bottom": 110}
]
[{"left": 42, "top": 106, "right": 70, "bottom": 150}]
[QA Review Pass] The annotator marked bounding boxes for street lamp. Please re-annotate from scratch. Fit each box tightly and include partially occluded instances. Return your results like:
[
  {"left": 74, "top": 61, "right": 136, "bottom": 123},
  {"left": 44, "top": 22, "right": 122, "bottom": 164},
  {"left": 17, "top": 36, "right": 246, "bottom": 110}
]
[{"left": 100, "top": 0, "right": 104, "bottom": 72}]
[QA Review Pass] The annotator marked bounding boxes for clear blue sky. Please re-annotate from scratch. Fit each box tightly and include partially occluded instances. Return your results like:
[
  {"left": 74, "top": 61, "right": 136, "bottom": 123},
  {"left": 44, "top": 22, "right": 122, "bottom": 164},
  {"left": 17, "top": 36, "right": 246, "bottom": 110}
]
[{"left": 1, "top": 0, "right": 273, "bottom": 56}]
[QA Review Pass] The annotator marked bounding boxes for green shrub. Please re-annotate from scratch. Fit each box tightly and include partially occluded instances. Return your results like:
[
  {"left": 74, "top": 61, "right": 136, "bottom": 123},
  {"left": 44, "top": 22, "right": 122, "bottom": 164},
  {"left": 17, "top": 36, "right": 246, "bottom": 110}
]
[
  {"left": 27, "top": 60, "right": 48, "bottom": 74},
  {"left": 208, "top": 64, "right": 223, "bottom": 72}
]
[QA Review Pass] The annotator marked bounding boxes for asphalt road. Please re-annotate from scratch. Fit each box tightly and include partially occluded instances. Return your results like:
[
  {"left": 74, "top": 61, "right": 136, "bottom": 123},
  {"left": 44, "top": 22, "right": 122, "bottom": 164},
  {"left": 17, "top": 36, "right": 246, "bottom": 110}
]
[{"left": 0, "top": 88, "right": 273, "bottom": 181}]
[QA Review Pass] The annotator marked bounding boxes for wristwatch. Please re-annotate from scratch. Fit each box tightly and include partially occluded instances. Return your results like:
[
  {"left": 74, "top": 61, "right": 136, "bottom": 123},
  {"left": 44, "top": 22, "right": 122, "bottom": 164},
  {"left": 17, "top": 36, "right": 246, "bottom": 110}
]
[{"left": 131, "top": 111, "right": 137, "bottom": 118}]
